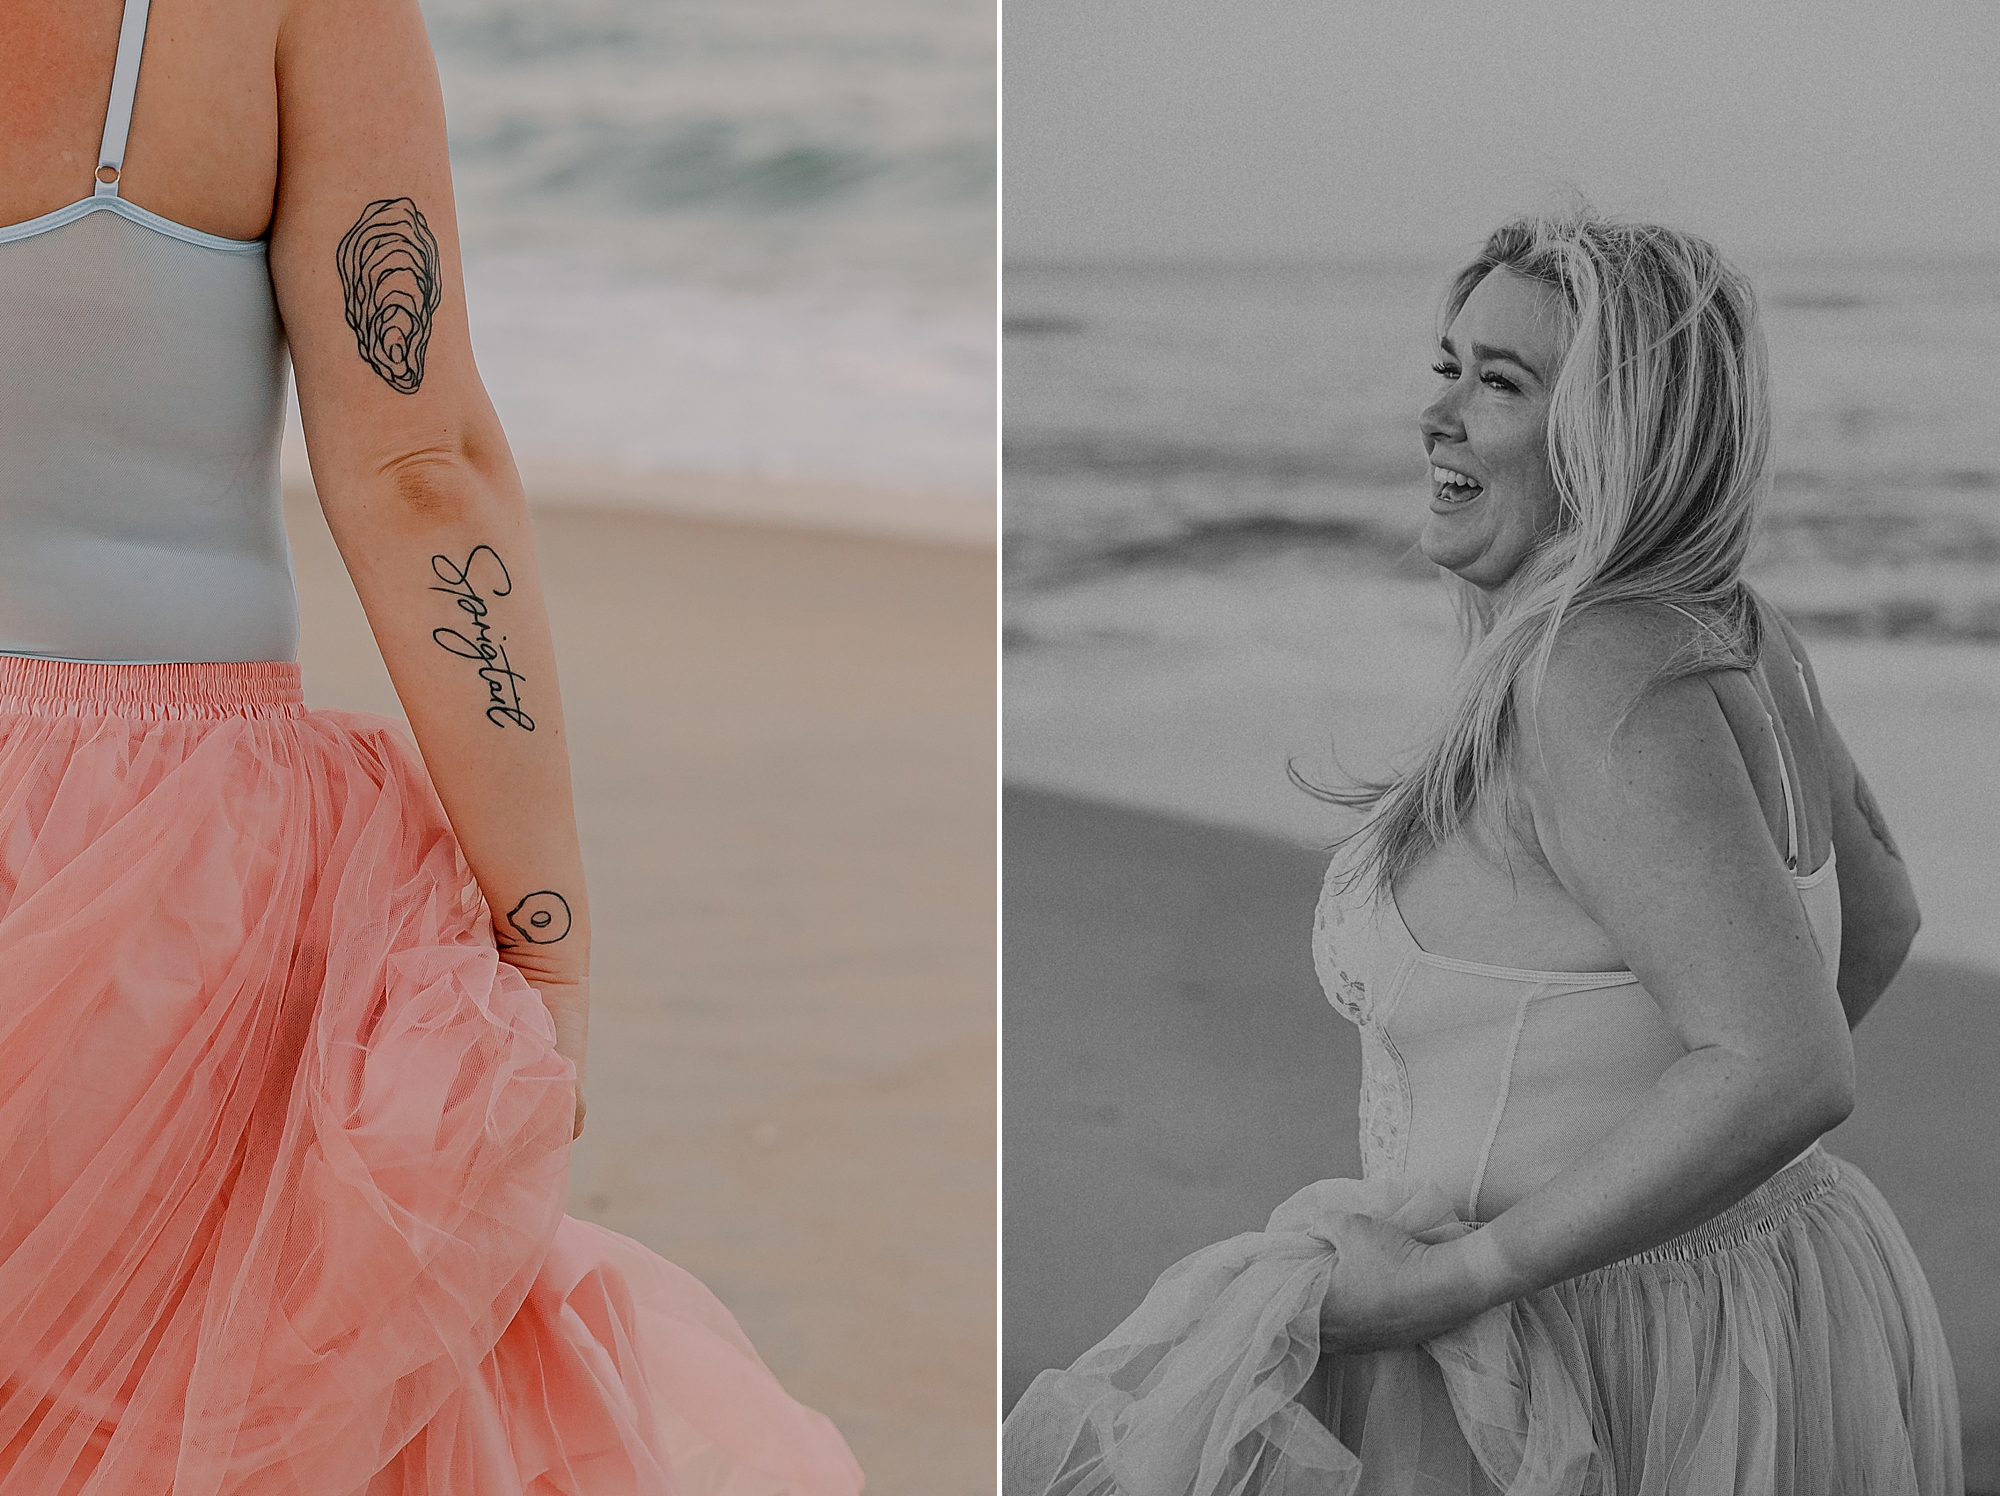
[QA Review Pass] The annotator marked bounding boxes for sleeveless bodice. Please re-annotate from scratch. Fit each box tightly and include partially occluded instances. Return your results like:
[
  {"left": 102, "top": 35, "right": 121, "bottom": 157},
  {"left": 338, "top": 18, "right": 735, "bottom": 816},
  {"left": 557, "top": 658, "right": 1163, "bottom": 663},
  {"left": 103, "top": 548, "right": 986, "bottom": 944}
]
[
  {"left": 0, "top": 0, "right": 297, "bottom": 664},
  {"left": 1311, "top": 848, "right": 1840, "bottom": 1222},
  {"left": 1312, "top": 645, "right": 1843, "bottom": 1222}
]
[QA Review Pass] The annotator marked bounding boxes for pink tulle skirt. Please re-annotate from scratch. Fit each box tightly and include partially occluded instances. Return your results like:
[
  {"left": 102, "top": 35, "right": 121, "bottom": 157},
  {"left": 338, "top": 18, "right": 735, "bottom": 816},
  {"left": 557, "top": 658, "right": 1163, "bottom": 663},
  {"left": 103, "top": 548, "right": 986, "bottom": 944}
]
[
  {"left": 1003, "top": 1148, "right": 1961, "bottom": 1495},
  {"left": 0, "top": 658, "right": 864, "bottom": 1496}
]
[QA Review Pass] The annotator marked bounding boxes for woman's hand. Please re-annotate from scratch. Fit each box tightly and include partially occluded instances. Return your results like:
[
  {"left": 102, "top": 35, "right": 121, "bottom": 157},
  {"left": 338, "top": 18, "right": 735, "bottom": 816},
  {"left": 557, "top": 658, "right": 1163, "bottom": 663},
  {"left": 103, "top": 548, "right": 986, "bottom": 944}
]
[
  {"left": 1315, "top": 1213, "right": 1495, "bottom": 1354},
  {"left": 509, "top": 968, "right": 589, "bottom": 1139}
]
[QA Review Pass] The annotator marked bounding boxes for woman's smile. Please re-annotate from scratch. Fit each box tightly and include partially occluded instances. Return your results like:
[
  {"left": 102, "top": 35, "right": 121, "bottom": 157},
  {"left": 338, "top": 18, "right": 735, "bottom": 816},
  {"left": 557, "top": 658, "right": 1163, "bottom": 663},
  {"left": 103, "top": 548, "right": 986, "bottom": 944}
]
[{"left": 1428, "top": 462, "right": 1483, "bottom": 507}]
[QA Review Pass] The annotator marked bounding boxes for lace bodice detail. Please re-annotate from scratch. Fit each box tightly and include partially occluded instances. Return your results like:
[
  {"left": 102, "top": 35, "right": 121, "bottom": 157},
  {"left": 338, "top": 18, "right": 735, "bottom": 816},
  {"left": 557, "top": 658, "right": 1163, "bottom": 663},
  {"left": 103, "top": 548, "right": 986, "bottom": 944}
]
[{"left": 1310, "top": 856, "right": 1412, "bottom": 1179}]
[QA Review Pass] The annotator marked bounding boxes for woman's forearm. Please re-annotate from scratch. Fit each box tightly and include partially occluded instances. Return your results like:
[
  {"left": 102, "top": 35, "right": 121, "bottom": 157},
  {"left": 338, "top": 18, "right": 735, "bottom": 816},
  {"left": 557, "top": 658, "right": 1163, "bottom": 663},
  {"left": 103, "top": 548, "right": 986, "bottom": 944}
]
[
  {"left": 1447, "top": 1043, "right": 1852, "bottom": 1311},
  {"left": 1836, "top": 906, "right": 1918, "bottom": 1029},
  {"left": 312, "top": 452, "right": 592, "bottom": 1036},
  {"left": 1838, "top": 941, "right": 1910, "bottom": 1029}
]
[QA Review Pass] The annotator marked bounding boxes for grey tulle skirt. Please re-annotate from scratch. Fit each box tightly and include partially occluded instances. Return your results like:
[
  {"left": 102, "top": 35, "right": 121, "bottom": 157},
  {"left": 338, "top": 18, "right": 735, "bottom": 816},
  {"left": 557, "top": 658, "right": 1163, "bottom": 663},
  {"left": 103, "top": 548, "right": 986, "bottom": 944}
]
[{"left": 1003, "top": 1146, "right": 1960, "bottom": 1495}]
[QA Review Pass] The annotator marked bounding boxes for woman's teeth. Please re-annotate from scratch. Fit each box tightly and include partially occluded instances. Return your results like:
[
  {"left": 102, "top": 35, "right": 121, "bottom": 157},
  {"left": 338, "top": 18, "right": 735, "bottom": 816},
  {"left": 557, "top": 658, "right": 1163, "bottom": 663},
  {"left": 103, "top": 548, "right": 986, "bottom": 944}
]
[{"left": 1430, "top": 465, "right": 1482, "bottom": 503}]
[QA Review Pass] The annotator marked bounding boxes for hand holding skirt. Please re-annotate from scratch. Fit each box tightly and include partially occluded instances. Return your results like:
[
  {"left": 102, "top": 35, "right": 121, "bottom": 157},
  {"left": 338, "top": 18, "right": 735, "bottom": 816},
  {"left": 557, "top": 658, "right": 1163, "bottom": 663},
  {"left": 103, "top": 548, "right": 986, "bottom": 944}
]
[{"left": 1003, "top": 1155, "right": 1959, "bottom": 1496}]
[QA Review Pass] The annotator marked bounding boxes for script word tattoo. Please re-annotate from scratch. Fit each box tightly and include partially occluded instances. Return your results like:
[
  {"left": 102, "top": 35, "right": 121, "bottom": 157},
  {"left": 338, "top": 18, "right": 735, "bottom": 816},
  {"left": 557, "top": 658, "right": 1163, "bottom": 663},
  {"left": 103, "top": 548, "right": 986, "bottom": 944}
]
[
  {"left": 501, "top": 890, "right": 574, "bottom": 947},
  {"left": 337, "top": 197, "right": 442, "bottom": 394},
  {"left": 430, "top": 546, "right": 534, "bottom": 729},
  {"left": 1852, "top": 776, "right": 1901, "bottom": 862}
]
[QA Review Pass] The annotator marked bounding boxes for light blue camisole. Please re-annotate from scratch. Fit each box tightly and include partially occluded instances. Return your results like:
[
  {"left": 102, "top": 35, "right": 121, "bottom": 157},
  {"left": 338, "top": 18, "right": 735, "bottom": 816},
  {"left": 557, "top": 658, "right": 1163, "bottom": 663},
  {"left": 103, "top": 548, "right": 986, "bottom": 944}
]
[{"left": 0, "top": 0, "right": 298, "bottom": 664}]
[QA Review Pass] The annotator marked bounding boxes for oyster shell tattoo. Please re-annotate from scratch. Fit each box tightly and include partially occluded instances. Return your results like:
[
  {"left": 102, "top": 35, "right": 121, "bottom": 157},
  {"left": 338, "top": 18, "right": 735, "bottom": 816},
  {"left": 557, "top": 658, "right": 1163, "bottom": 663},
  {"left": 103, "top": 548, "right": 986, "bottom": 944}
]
[{"left": 336, "top": 197, "right": 442, "bottom": 394}]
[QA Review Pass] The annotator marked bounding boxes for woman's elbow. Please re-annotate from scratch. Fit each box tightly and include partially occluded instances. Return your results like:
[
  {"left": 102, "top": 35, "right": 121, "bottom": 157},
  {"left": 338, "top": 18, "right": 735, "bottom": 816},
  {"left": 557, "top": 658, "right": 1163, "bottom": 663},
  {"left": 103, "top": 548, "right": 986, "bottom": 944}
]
[
  {"left": 1809, "top": 1059, "right": 1856, "bottom": 1134},
  {"left": 1754, "top": 1035, "right": 1854, "bottom": 1146},
  {"left": 1794, "top": 1041, "right": 1856, "bottom": 1137}
]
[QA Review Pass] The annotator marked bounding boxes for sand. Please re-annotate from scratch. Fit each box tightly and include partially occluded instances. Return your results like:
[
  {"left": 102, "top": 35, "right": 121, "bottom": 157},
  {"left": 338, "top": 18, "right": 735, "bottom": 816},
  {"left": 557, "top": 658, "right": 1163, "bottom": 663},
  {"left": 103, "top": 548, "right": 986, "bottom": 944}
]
[
  {"left": 1002, "top": 787, "right": 2000, "bottom": 1481},
  {"left": 284, "top": 476, "right": 996, "bottom": 1496}
]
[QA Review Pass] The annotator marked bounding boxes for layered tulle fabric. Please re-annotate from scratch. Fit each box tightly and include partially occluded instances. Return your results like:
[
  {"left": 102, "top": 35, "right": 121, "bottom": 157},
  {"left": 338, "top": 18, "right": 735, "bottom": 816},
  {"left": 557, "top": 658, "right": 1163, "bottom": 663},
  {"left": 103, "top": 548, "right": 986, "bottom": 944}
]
[
  {"left": 1004, "top": 1149, "right": 1961, "bottom": 1496},
  {"left": 0, "top": 658, "right": 863, "bottom": 1496}
]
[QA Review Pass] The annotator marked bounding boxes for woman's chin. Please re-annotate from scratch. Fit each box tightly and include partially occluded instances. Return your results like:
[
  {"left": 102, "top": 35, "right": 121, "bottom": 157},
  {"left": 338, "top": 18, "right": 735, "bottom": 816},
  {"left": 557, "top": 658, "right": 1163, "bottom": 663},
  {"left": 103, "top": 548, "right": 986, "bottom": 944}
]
[
  {"left": 1419, "top": 522, "right": 1519, "bottom": 591},
  {"left": 1417, "top": 516, "right": 1478, "bottom": 576}
]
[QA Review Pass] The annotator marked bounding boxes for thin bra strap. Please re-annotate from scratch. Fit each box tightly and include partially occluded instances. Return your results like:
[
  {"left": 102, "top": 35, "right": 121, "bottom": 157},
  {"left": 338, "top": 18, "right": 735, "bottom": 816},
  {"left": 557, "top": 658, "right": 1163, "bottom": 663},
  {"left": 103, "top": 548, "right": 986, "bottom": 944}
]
[
  {"left": 1750, "top": 661, "right": 1803, "bottom": 872},
  {"left": 94, "top": 0, "right": 155, "bottom": 199},
  {"left": 1663, "top": 598, "right": 1806, "bottom": 870}
]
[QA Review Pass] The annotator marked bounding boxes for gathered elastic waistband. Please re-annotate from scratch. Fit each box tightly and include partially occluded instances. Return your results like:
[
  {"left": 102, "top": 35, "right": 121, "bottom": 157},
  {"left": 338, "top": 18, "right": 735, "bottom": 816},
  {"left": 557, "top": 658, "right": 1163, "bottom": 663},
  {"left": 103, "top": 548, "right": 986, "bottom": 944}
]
[
  {"left": 0, "top": 656, "right": 306, "bottom": 720},
  {"left": 1603, "top": 1145, "right": 1839, "bottom": 1269}
]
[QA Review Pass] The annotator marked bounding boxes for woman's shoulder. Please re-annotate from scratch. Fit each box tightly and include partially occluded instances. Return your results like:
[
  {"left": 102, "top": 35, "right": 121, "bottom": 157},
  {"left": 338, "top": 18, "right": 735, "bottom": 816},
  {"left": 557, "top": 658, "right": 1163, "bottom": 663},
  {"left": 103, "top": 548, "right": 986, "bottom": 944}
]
[
  {"left": 1744, "top": 588, "right": 1829, "bottom": 712},
  {"left": 1523, "top": 600, "right": 1719, "bottom": 735},
  {"left": 1512, "top": 602, "right": 1777, "bottom": 839}
]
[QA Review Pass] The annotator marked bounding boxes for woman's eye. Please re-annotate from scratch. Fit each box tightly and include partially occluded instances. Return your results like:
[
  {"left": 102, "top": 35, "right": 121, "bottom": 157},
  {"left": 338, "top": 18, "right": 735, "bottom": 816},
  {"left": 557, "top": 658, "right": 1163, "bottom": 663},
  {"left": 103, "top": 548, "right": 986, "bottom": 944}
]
[
  {"left": 1431, "top": 361, "right": 1458, "bottom": 380},
  {"left": 1482, "top": 373, "right": 1518, "bottom": 392}
]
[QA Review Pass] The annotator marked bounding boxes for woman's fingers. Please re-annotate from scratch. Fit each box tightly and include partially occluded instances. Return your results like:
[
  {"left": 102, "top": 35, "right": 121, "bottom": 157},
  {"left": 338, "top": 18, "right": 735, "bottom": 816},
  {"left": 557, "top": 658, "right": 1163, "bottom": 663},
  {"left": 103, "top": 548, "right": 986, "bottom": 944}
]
[{"left": 1318, "top": 1213, "right": 1490, "bottom": 1353}]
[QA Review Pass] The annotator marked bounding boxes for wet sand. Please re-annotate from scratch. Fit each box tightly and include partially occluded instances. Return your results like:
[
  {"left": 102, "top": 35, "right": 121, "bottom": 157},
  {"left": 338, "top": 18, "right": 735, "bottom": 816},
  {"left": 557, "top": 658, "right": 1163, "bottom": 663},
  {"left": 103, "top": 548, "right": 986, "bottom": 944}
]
[
  {"left": 286, "top": 480, "right": 996, "bottom": 1496},
  {"left": 1001, "top": 786, "right": 2000, "bottom": 1483}
]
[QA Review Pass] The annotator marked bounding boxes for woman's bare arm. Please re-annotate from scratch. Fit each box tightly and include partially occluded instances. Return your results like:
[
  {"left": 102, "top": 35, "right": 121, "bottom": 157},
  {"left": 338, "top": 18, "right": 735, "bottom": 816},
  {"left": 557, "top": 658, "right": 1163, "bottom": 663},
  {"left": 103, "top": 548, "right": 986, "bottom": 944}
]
[
  {"left": 267, "top": 0, "right": 589, "bottom": 1131},
  {"left": 1320, "top": 609, "right": 1856, "bottom": 1347},
  {"left": 1457, "top": 612, "right": 1854, "bottom": 1301}
]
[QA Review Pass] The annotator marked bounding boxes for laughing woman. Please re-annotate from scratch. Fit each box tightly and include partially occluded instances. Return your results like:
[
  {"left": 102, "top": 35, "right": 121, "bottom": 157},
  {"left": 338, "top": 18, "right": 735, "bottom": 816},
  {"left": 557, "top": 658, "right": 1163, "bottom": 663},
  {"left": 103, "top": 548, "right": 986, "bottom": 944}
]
[{"left": 1003, "top": 215, "right": 1961, "bottom": 1493}]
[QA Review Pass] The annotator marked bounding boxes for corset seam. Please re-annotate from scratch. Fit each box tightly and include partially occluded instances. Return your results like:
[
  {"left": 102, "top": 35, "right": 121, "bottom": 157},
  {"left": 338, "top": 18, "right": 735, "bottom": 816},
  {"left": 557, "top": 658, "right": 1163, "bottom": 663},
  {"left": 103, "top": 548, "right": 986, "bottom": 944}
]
[{"left": 1465, "top": 982, "right": 1542, "bottom": 1219}]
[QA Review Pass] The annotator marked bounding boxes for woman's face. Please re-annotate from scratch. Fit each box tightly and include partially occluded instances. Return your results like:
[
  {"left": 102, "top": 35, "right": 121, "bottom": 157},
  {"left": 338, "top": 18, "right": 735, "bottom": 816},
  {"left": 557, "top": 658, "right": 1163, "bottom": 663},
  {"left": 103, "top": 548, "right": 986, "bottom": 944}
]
[{"left": 1417, "top": 268, "right": 1567, "bottom": 590}]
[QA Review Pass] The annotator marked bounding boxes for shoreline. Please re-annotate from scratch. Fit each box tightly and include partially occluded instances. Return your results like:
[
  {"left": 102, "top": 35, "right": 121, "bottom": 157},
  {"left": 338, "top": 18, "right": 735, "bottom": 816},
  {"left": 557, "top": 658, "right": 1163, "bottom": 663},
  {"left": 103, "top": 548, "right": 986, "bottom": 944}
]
[{"left": 1005, "top": 561, "right": 2000, "bottom": 973}]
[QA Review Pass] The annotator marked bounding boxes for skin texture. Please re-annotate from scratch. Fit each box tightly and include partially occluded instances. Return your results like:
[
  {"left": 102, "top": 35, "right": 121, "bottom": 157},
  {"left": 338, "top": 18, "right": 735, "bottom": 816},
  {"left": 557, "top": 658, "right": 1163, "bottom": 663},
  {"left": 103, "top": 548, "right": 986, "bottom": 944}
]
[
  {"left": 1418, "top": 268, "right": 1567, "bottom": 589},
  {"left": 1, "top": 0, "right": 592, "bottom": 1138}
]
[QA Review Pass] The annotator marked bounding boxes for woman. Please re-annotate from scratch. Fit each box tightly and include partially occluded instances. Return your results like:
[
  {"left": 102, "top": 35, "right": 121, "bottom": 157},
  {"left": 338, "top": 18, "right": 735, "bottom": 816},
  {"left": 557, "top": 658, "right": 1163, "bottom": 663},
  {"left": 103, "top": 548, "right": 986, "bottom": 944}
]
[
  {"left": 0, "top": 0, "right": 862, "bottom": 1491},
  {"left": 1003, "top": 215, "right": 1961, "bottom": 1493}
]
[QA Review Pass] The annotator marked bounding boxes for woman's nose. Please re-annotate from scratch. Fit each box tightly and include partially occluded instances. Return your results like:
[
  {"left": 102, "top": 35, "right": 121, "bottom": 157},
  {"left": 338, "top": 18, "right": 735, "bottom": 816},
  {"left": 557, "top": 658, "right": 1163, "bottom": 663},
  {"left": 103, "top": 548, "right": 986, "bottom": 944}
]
[{"left": 1420, "top": 385, "right": 1463, "bottom": 446}]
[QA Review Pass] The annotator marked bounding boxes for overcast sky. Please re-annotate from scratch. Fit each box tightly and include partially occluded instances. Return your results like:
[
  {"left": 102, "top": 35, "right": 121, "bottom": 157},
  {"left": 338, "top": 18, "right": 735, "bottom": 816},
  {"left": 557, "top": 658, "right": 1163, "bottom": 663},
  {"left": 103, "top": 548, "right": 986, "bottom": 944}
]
[{"left": 1005, "top": 0, "right": 2000, "bottom": 264}]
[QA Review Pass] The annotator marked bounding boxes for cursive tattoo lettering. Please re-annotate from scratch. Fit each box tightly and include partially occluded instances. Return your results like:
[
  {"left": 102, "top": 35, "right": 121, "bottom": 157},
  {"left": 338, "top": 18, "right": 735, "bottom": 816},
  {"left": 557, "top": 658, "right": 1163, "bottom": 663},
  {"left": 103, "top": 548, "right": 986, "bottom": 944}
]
[
  {"left": 430, "top": 546, "right": 535, "bottom": 729},
  {"left": 1853, "top": 775, "right": 1901, "bottom": 862},
  {"left": 337, "top": 197, "right": 443, "bottom": 394},
  {"left": 501, "top": 890, "right": 573, "bottom": 946}
]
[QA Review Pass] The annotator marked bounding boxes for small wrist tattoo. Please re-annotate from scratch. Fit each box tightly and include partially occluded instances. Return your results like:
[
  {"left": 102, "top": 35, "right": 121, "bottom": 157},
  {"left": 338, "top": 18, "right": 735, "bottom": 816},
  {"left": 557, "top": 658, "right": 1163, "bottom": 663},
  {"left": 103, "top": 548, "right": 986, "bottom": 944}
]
[
  {"left": 337, "top": 196, "right": 442, "bottom": 394},
  {"left": 430, "top": 545, "right": 534, "bottom": 729},
  {"left": 500, "top": 889, "right": 573, "bottom": 946}
]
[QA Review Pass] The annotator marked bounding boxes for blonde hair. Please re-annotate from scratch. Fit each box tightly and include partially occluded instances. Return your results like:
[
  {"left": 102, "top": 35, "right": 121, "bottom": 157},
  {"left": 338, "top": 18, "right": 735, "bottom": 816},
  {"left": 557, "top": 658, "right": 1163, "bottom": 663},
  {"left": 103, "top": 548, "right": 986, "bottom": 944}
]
[{"left": 1316, "top": 212, "right": 1774, "bottom": 889}]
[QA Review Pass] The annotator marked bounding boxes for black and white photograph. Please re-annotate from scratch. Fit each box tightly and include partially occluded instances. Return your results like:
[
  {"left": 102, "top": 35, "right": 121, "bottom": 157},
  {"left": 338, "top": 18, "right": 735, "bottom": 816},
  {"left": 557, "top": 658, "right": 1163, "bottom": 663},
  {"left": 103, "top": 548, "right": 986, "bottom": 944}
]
[{"left": 1004, "top": 3, "right": 1999, "bottom": 1490}]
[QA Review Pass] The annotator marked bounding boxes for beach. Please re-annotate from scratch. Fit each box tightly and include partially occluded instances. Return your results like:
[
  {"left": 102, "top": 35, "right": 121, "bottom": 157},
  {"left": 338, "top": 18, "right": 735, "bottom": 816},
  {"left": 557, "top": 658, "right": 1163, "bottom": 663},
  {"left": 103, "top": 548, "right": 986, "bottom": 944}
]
[
  {"left": 285, "top": 475, "right": 996, "bottom": 1496},
  {"left": 1003, "top": 561, "right": 2000, "bottom": 1482}
]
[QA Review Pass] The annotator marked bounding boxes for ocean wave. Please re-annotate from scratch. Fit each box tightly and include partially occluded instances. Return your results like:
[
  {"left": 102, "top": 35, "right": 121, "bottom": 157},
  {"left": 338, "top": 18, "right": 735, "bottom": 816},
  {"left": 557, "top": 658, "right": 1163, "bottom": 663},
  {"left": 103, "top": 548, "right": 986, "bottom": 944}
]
[
  {"left": 1766, "top": 290, "right": 1870, "bottom": 312},
  {"left": 1007, "top": 476, "right": 2000, "bottom": 603},
  {"left": 1005, "top": 513, "right": 1424, "bottom": 592},
  {"left": 1777, "top": 596, "right": 2000, "bottom": 643},
  {"left": 1008, "top": 437, "right": 2000, "bottom": 504},
  {"left": 1004, "top": 315, "right": 1086, "bottom": 338},
  {"left": 461, "top": 255, "right": 994, "bottom": 496},
  {"left": 1004, "top": 434, "right": 1418, "bottom": 487},
  {"left": 425, "top": 0, "right": 990, "bottom": 68},
  {"left": 451, "top": 114, "right": 992, "bottom": 215},
  {"left": 426, "top": 1, "right": 652, "bottom": 61},
  {"left": 426, "top": 0, "right": 992, "bottom": 297}
]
